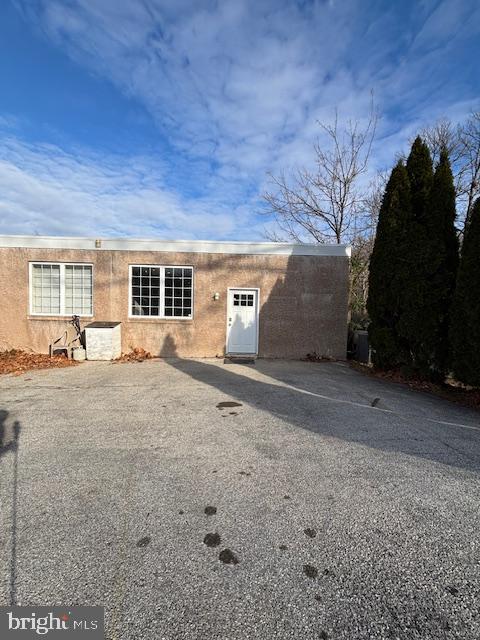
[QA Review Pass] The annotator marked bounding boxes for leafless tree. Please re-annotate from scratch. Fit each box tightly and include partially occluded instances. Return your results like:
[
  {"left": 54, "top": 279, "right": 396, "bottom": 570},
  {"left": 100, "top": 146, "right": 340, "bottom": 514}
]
[
  {"left": 421, "top": 111, "right": 480, "bottom": 230},
  {"left": 263, "top": 102, "right": 378, "bottom": 244},
  {"left": 420, "top": 118, "right": 461, "bottom": 165},
  {"left": 349, "top": 170, "right": 387, "bottom": 327},
  {"left": 458, "top": 111, "right": 480, "bottom": 228},
  {"left": 362, "top": 169, "right": 388, "bottom": 234}
]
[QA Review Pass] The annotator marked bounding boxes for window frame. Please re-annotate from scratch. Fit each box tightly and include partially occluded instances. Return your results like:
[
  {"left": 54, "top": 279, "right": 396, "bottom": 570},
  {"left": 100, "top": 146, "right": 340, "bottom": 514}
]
[
  {"left": 28, "top": 261, "right": 94, "bottom": 317},
  {"left": 128, "top": 264, "right": 194, "bottom": 320}
]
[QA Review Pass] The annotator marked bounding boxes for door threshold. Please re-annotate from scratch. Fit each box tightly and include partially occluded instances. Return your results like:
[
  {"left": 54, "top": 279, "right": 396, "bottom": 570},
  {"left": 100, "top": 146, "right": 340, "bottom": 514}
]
[{"left": 224, "top": 354, "right": 257, "bottom": 365}]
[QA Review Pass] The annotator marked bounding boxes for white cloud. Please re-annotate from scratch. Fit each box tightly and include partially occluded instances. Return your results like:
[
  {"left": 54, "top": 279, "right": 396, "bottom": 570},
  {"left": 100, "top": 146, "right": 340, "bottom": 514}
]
[
  {"left": 5, "top": 0, "right": 480, "bottom": 240},
  {"left": 0, "top": 136, "right": 261, "bottom": 239},
  {"left": 16, "top": 0, "right": 366, "bottom": 173}
]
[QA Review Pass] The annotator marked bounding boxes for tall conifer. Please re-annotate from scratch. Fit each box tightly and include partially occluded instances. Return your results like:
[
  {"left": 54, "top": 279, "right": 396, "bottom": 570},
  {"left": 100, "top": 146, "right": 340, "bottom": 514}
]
[
  {"left": 420, "top": 149, "right": 459, "bottom": 378},
  {"left": 367, "top": 161, "right": 411, "bottom": 369},
  {"left": 397, "top": 137, "right": 434, "bottom": 373},
  {"left": 450, "top": 198, "right": 480, "bottom": 386}
]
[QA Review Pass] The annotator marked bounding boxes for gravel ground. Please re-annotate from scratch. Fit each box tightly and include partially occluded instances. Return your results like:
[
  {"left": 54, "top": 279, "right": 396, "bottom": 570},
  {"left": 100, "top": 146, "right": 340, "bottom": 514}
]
[{"left": 0, "top": 358, "right": 479, "bottom": 639}]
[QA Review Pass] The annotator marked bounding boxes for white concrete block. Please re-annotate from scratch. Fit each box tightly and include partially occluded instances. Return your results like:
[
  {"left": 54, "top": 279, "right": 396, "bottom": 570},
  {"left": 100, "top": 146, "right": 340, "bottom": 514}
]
[{"left": 85, "top": 322, "right": 121, "bottom": 360}]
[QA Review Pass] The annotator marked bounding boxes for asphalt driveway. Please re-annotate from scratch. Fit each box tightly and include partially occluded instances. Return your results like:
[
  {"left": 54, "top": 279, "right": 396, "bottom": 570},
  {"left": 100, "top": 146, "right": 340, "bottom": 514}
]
[{"left": 0, "top": 359, "right": 479, "bottom": 639}]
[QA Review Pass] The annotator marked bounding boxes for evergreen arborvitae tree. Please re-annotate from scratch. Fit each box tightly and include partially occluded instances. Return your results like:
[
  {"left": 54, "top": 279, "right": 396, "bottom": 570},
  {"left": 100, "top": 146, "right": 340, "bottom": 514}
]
[
  {"left": 367, "top": 161, "right": 412, "bottom": 369},
  {"left": 450, "top": 198, "right": 480, "bottom": 386},
  {"left": 397, "top": 136, "right": 434, "bottom": 374},
  {"left": 406, "top": 136, "right": 433, "bottom": 222},
  {"left": 419, "top": 149, "right": 459, "bottom": 379}
]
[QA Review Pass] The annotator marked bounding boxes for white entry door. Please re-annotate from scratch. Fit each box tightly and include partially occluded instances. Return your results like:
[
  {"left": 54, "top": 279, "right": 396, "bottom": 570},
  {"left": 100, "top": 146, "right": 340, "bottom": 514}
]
[{"left": 226, "top": 288, "right": 259, "bottom": 354}]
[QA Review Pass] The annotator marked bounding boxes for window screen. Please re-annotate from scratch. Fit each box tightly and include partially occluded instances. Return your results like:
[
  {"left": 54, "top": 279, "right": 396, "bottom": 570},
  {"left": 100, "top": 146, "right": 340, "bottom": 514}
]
[
  {"left": 31, "top": 264, "right": 61, "bottom": 314},
  {"left": 65, "top": 265, "right": 93, "bottom": 315},
  {"left": 131, "top": 266, "right": 193, "bottom": 318},
  {"left": 30, "top": 263, "right": 93, "bottom": 316}
]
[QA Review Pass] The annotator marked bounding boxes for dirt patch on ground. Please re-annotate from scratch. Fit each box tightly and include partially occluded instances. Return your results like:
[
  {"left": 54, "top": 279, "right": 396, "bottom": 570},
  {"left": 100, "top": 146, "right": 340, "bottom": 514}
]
[
  {"left": 0, "top": 349, "right": 77, "bottom": 376},
  {"left": 350, "top": 362, "right": 480, "bottom": 411},
  {"left": 114, "top": 347, "right": 153, "bottom": 363}
]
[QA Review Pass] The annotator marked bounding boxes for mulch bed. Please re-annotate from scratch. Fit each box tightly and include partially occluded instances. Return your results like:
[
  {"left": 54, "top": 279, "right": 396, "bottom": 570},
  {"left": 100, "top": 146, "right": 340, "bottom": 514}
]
[
  {"left": 350, "top": 361, "right": 480, "bottom": 411},
  {"left": 0, "top": 349, "right": 77, "bottom": 376}
]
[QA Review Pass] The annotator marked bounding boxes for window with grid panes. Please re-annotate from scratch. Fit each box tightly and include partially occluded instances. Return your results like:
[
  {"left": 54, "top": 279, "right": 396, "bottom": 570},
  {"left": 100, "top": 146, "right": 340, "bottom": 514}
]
[
  {"left": 65, "top": 265, "right": 93, "bottom": 315},
  {"left": 233, "top": 292, "right": 254, "bottom": 306},
  {"left": 30, "top": 263, "right": 93, "bottom": 315},
  {"left": 130, "top": 266, "right": 193, "bottom": 318}
]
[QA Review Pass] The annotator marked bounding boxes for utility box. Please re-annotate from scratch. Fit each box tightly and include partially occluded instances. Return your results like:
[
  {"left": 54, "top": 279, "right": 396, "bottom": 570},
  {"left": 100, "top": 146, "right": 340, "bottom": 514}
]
[
  {"left": 352, "top": 330, "right": 370, "bottom": 364},
  {"left": 84, "top": 322, "right": 121, "bottom": 360}
]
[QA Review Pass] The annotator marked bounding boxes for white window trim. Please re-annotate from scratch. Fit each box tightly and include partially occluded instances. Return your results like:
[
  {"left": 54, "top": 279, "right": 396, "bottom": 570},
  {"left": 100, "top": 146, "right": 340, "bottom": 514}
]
[
  {"left": 128, "top": 264, "right": 194, "bottom": 320},
  {"left": 29, "top": 261, "right": 94, "bottom": 317}
]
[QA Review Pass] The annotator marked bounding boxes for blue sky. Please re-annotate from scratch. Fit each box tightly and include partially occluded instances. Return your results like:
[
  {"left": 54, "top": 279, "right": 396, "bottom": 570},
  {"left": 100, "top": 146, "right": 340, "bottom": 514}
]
[{"left": 0, "top": 0, "right": 479, "bottom": 240}]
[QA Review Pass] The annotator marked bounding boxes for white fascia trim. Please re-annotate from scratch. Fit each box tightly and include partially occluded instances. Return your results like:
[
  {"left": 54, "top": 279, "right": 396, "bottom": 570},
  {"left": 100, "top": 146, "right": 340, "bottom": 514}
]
[{"left": 0, "top": 235, "right": 352, "bottom": 257}]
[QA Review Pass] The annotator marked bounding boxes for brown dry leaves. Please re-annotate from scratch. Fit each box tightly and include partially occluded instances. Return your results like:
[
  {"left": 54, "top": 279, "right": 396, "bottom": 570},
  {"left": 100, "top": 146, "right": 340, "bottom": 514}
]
[
  {"left": 114, "top": 347, "right": 153, "bottom": 363},
  {"left": 351, "top": 362, "right": 480, "bottom": 410},
  {"left": 0, "top": 349, "right": 77, "bottom": 376}
]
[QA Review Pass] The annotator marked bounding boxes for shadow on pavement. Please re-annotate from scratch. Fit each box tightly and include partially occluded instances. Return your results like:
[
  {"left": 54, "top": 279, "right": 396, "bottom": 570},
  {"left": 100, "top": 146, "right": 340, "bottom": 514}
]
[
  {"left": 159, "top": 335, "right": 480, "bottom": 475},
  {"left": 0, "top": 409, "right": 21, "bottom": 606}
]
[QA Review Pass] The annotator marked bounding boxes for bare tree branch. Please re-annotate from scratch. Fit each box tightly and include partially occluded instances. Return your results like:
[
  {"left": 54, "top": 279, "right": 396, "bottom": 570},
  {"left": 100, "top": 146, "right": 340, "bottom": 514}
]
[
  {"left": 263, "top": 98, "right": 378, "bottom": 244},
  {"left": 458, "top": 111, "right": 480, "bottom": 228},
  {"left": 421, "top": 111, "right": 480, "bottom": 230}
]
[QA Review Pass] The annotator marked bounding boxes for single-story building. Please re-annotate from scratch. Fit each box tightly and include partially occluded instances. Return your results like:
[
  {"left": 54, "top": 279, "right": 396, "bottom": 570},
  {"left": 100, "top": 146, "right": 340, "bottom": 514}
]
[{"left": 0, "top": 235, "right": 351, "bottom": 359}]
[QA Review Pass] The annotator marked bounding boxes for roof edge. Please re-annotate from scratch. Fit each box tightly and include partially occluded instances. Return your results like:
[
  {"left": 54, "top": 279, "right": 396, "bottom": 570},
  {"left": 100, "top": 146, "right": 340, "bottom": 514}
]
[{"left": 0, "top": 235, "right": 352, "bottom": 257}]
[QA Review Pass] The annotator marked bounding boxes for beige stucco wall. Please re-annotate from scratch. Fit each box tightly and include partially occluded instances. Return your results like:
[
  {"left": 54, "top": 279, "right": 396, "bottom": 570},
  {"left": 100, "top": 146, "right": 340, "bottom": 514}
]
[{"left": 0, "top": 247, "right": 349, "bottom": 359}]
